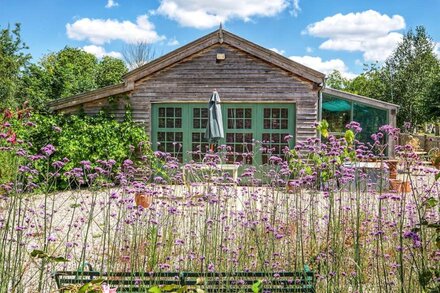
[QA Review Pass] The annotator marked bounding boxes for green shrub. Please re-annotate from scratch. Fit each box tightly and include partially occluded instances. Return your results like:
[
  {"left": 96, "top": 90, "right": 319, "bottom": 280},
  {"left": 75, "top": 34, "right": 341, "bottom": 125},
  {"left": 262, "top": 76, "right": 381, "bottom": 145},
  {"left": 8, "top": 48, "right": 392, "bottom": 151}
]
[{"left": 8, "top": 110, "right": 157, "bottom": 188}]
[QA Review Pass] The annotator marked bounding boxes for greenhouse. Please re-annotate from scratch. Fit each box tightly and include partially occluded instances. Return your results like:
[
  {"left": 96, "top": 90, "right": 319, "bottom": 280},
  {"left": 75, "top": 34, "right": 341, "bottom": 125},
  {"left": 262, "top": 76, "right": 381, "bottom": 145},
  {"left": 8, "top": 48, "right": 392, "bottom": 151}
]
[{"left": 321, "top": 88, "right": 399, "bottom": 152}]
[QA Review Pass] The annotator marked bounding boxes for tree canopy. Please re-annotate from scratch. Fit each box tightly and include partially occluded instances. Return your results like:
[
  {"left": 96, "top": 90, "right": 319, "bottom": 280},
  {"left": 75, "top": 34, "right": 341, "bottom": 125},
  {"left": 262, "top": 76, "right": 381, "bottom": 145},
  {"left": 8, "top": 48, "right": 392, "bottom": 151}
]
[
  {"left": 0, "top": 24, "right": 31, "bottom": 108},
  {"left": 1, "top": 23, "right": 128, "bottom": 111},
  {"left": 20, "top": 47, "right": 127, "bottom": 111},
  {"left": 326, "top": 26, "right": 440, "bottom": 127}
]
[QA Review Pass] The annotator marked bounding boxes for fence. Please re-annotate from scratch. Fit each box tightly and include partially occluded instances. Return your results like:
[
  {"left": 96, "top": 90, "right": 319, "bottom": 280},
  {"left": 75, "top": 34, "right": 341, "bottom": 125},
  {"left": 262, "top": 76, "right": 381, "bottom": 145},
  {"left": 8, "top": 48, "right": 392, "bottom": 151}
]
[{"left": 399, "top": 133, "right": 440, "bottom": 152}]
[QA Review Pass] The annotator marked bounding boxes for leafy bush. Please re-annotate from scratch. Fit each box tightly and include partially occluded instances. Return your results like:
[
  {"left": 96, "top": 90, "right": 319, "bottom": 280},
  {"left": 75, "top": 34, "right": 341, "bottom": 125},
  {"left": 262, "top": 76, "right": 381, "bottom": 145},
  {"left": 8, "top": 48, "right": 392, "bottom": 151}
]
[{"left": 1, "top": 108, "right": 156, "bottom": 188}]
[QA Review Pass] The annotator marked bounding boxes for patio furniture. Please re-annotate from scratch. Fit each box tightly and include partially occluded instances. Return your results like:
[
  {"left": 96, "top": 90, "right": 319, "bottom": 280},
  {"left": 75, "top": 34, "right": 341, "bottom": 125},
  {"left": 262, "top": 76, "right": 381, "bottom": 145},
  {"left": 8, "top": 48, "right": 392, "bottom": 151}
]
[
  {"left": 344, "top": 161, "right": 389, "bottom": 191},
  {"left": 182, "top": 163, "right": 239, "bottom": 186},
  {"left": 53, "top": 267, "right": 316, "bottom": 292}
]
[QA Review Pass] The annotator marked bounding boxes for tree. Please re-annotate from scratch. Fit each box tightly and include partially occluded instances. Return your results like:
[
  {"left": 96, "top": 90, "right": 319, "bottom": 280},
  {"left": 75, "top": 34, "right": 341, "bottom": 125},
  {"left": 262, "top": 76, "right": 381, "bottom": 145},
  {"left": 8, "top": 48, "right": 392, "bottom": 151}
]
[
  {"left": 0, "top": 23, "right": 31, "bottom": 108},
  {"left": 96, "top": 56, "right": 128, "bottom": 88},
  {"left": 345, "top": 63, "right": 388, "bottom": 102},
  {"left": 384, "top": 26, "right": 440, "bottom": 126},
  {"left": 21, "top": 47, "right": 127, "bottom": 111},
  {"left": 122, "top": 42, "right": 156, "bottom": 70},
  {"left": 325, "top": 70, "right": 350, "bottom": 90},
  {"left": 426, "top": 72, "right": 440, "bottom": 119}
]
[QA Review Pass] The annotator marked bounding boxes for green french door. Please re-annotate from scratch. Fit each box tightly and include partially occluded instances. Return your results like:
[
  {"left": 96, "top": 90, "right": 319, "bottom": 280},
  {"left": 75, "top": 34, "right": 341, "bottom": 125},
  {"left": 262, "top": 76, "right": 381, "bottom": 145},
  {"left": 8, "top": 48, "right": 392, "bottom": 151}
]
[{"left": 151, "top": 103, "right": 295, "bottom": 164}]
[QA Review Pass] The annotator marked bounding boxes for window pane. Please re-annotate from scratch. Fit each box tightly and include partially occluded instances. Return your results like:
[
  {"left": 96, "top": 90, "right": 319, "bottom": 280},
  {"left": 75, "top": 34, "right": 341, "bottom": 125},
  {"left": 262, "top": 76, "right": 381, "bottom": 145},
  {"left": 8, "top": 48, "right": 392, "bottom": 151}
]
[
  {"left": 225, "top": 133, "right": 253, "bottom": 164},
  {"left": 261, "top": 133, "right": 289, "bottom": 164},
  {"left": 353, "top": 103, "right": 387, "bottom": 143},
  {"left": 159, "top": 108, "right": 165, "bottom": 116},
  {"left": 322, "top": 96, "right": 352, "bottom": 133},
  {"left": 263, "top": 107, "right": 289, "bottom": 130},
  {"left": 175, "top": 108, "right": 182, "bottom": 116}
]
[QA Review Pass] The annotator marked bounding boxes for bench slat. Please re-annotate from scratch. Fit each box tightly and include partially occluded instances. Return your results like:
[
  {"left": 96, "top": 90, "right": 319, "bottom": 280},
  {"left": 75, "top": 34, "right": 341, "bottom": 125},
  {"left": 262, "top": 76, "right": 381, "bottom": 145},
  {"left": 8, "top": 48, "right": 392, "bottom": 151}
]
[{"left": 54, "top": 270, "right": 315, "bottom": 292}]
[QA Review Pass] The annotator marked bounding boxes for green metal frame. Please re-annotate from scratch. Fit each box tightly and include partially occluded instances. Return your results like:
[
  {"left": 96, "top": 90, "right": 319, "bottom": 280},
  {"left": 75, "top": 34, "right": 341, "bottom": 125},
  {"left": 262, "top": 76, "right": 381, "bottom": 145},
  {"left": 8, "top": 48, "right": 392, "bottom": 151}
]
[{"left": 151, "top": 103, "right": 295, "bottom": 164}]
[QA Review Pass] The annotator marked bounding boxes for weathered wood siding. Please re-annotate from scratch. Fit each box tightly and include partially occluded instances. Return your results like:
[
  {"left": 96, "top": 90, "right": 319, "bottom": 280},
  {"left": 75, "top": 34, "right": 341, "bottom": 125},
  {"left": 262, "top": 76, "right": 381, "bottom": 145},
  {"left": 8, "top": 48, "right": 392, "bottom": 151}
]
[
  {"left": 130, "top": 44, "right": 318, "bottom": 143},
  {"left": 74, "top": 43, "right": 319, "bottom": 143}
]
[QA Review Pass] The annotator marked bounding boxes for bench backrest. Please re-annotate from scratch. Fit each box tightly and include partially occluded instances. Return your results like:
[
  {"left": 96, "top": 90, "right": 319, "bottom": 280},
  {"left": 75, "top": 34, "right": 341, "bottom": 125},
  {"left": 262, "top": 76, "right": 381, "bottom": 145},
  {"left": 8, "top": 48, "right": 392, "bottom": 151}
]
[{"left": 54, "top": 271, "right": 315, "bottom": 292}]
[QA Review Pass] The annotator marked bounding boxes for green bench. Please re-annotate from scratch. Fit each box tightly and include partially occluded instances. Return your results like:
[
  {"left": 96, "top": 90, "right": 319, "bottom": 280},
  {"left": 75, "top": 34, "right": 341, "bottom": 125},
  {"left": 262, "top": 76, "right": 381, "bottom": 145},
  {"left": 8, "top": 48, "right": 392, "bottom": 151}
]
[{"left": 53, "top": 267, "right": 315, "bottom": 292}]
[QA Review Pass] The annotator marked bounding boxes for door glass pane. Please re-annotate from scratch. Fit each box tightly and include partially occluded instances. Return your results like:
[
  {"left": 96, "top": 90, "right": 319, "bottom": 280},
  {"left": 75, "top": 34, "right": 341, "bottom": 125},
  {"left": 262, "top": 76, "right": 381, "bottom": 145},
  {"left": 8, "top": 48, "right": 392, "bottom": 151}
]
[
  {"left": 261, "top": 132, "right": 290, "bottom": 164},
  {"left": 225, "top": 107, "right": 253, "bottom": 164},
  {"left": 193, "top": 108, "right": 208, "bottom": 129},
  {"left": 225, "top": 133, "right": 253, "bottom": 164},
  {"left": 264, "top": 107, "right": 289, "bottom": 130},
  {"left": 261, "top": 106, "right": 292, "bottom": 164},
  {"left": 155, "top": 106, "right": 183, "bottom": 161},
  {"left": 191, "top": 107, "right": 209, "bottom": 161},
  {"left": 228, "top": 108, "right": 252, "bottom": 129}
]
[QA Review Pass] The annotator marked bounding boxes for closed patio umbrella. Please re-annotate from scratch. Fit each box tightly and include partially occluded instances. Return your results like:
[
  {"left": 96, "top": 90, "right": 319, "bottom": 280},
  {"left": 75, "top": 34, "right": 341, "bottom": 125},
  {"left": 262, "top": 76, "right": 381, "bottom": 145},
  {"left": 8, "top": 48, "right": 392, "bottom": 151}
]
[{"left": 205, "top": 90, "right": 224, "bottom": 151}]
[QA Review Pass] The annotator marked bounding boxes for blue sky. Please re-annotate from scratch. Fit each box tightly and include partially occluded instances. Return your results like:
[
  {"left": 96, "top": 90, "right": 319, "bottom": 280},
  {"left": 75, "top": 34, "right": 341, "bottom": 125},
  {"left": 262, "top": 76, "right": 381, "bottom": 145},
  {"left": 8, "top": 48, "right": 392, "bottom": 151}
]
[{"left": 1, "top": 0, "right": 439, "bottom": 77}]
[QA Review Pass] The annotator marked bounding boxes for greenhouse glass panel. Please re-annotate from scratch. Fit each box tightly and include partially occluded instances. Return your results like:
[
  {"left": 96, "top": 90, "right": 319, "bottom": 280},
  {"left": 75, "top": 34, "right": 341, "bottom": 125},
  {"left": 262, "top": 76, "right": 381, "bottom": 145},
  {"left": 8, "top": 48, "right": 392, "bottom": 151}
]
[
  {"left": 322, "top": 96, "right": 352, "bottom": 134},
  {"left": 353, "top": 103, "right": 388, "bottom": 143}
]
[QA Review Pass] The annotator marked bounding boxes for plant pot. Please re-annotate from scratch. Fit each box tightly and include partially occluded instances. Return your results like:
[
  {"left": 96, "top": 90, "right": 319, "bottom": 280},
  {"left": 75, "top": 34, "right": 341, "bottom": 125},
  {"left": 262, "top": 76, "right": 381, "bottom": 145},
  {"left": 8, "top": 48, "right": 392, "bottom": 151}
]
[
  {"left": 401, "top": 181, "right": 411, "bottom": 193},
  {"left": 385, "top": 160, "right": 399, "bottom": 180},
  {"left": 389, "top": 179, "right": 402, "bottom": 192},
  {"left": 135, "top": 193, "right": 153, "bottom": 208},
  {"left": 389, "top": 179, "right": 411, "bottom": 193}
]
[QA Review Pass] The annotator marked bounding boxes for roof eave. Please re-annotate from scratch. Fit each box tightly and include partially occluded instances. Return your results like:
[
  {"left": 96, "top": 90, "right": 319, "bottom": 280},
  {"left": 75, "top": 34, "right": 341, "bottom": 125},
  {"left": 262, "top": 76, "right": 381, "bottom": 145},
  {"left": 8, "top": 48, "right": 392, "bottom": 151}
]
[
  {"left": 48, "top": 83, "right": 129, "bottom": 111},
  {"left": 323, "top": 87, "right": 400, "bottom": 110}
]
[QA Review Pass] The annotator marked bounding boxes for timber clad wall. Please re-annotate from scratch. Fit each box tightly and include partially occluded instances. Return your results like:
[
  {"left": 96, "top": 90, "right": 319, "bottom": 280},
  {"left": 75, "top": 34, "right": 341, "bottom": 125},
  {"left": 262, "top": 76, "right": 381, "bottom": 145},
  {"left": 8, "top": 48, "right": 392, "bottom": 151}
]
[
  {"left": 49, "top": 29, "right": 399, "bottom": 157},
  {"left": 128, "top": 44, "right": 318, "bottom": 142},
  {"left": 50, "top": 28, "right": 332, "bottom": 150}
]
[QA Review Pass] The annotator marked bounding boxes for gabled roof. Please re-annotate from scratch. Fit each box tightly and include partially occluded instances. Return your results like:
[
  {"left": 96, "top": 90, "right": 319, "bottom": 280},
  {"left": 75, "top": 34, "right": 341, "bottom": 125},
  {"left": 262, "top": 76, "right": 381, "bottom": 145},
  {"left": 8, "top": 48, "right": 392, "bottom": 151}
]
[
  {"left": 49, "top": 28, "right": 325, "bottom": 111},
  {"left": 124, "top": 28, "right": 325, "bottom": 84},
  {"left": 323, "top": 87, "right": 399, "bottom": 110}
]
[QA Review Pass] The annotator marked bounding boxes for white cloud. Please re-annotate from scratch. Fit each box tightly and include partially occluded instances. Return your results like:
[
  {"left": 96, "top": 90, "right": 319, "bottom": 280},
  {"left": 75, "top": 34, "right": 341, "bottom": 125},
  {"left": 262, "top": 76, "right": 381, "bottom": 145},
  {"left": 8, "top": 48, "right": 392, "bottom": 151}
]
[
  {"left": 270, "top": 48, "right": 285, "bottom": 55},
  {"left": 66, "top": 15, "right": 165, "bottom": 45},
  {"left": 304, "top": 10, "right": 405, "bottom": 62},
  {"left": 105, "top": 0, "right": 118, "bottom": 8},
  {"left": 291, "top": 0, "right": 301, "bottom": 17},
  {"left": 306, "top": 46, "right": 313, "bottom": 53},
  {"left": 82, "top": 45, "right": 122, "bottom": 59},
  {"left": 290, "top": 55, "right": 357, "bottom": 79},
  {"left": 167, "top": 37, "right": 179, "bottom": 46},
  {"left": 155, "top": 0, "right": 290, "bottom": 29},
  {"left": 355, "top": 59, "right": 363, "bottom": 66}
]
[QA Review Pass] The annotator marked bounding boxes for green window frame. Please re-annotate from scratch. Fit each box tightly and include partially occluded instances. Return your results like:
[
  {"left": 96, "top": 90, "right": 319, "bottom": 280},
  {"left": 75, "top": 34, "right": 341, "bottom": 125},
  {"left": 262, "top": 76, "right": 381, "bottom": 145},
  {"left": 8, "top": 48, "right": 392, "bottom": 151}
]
[{"left": 151, "top": 103, "right": 295, "bottom": 164}]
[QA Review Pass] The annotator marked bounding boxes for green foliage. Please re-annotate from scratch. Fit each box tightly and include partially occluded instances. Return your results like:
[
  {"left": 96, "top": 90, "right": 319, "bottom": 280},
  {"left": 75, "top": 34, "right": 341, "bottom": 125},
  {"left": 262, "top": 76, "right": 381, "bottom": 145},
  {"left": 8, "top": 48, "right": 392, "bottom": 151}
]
[
  {"left": 252, "top": 280, "right": 263, "bottom": 293},
  {"left": 385, "top": 26, "right": 440, "bottom": 126},
  {"left": 0, "top": 150, "right": 19, "bottom": 184},
  {"left": 96, "top": 56, "right": 128, "bottom": 88},
  {"left": 329, "top": 26, "right": 440, "bottom": 127},
  {"left": 316, "top": 119, "right": 329, "bottom": 138},
  {"left": 344, "top": 129, "right": 355, "bottom": 145},
  {"left": 17, "top": 112, "right": 153, "bottom": 187},
  {"left": 426, "top": 72, "right": 440, "bottom": 118},
  {"left": 20, "top": 47, "right": 127, "bottom": 111},
  {"left": 0, "top": 23, "right": 31, "bottom": 108},
  {"left": 30, "top": 249, "right": 68, "bottom": 263},
  {"left": 347, "top": 63, "right": 389, "bottom": 102},
  {"left": 148, "top": 285, "right": 190, "bottom": 293},
  {"left": 325, "top": 70, "right": 350, "bottom": 90}
]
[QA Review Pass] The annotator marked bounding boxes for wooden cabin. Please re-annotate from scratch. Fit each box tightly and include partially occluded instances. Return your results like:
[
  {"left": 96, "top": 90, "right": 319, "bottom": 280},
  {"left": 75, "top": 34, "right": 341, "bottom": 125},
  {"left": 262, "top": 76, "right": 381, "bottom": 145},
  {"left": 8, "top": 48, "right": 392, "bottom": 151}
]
[{"left": 48, "top": 28, "right": 399, "bottom": 162}]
